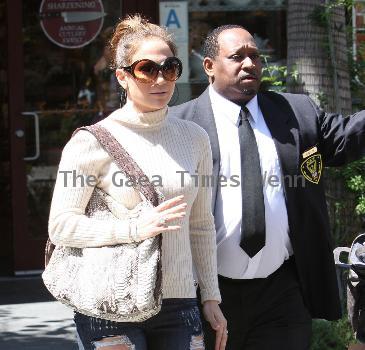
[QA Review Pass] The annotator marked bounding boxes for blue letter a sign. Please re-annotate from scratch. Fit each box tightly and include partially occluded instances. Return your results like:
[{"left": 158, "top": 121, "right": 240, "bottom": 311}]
[{"left": 166, "top": 9, "right": 181, "bottom": 28}]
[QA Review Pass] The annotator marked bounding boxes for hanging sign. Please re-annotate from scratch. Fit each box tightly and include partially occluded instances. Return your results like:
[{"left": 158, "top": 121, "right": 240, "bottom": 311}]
[{"left": 39, "top": 0, "right": 105, "bottom": 49}]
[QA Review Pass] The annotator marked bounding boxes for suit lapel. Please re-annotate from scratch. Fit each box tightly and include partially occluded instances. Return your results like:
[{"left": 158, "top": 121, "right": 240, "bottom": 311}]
[
  {"left": 190, "top": 88, "right": 221, "bottom": 213},
  {"left": 258, "top": 93, "right": 299, "bottom": 177},
  {"left": 191, "top": 88, "right": 221, "bottom": 168}
]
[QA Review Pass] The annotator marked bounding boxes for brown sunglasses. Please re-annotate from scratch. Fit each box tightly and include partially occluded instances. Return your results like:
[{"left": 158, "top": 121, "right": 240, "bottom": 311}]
[{"left": 122, "top": 57, "right": 183, "bottom": 83}]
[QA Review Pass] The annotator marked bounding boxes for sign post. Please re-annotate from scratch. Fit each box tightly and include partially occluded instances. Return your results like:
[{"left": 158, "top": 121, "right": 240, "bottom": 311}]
[{"left": 160, "top": 1, "right": 189, "bottom": 83}]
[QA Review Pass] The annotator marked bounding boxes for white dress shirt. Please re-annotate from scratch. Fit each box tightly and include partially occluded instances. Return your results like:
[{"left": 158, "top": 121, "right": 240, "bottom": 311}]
[{"left": 209, "top": 85, "right": 293, "bottom": 279}]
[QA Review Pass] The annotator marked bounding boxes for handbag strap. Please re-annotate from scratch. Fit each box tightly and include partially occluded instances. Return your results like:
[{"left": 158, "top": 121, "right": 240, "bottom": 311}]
[{"left": 73, "top": 124, "right": 161, "bottom": 207}]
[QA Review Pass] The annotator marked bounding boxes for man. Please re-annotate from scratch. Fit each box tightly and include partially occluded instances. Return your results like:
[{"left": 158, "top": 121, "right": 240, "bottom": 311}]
[{"left": 169, "top": 24, "right": 365, "bottom": 350}]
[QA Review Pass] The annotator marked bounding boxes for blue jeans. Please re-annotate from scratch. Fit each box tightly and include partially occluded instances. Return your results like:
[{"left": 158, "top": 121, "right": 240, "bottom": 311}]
[{"left": 74, "top": 298, "right": 205, "bottom": 350}]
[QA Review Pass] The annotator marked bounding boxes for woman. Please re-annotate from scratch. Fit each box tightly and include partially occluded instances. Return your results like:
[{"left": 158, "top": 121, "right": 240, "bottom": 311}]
[{"left": 48, "top": 14, "right": 227, "bottom": 350}]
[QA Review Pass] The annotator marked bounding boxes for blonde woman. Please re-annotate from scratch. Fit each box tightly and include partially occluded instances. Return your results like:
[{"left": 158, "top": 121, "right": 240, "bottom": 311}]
[{"left": 48, "top": 15, "right": 227, "bottom": 350}]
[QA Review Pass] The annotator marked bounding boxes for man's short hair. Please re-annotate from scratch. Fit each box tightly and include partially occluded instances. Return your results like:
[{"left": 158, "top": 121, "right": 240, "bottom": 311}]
[{"left": 202, "top": 24, "right": 246, "bottom": 59}]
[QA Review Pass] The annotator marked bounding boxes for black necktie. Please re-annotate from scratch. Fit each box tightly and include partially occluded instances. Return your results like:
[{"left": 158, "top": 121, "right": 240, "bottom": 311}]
[{"left": 238, "top": 107, "right": 266, "bottom": 257}]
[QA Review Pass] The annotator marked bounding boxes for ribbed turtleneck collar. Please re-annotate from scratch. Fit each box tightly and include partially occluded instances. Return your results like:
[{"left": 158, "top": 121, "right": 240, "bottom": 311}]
[{"left": 114, "top": 101, "right": 168, "bottom": 130}]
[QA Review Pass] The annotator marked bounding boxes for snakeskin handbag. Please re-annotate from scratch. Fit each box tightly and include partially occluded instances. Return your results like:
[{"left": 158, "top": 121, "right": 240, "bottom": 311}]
[{"left": 42, "top": 124, "right": 164, "bottom": 322}]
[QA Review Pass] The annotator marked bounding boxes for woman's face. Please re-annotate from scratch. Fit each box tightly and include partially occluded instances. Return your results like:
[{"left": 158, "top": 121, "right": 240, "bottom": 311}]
[{"left": 116, "top": 38, "right": 176, "bottom": 113}]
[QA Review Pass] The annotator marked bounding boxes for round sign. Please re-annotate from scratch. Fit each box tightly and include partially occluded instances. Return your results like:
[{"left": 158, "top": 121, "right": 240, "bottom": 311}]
[{"left": 39, "top": 0, "right": 105, "bottom": 49}]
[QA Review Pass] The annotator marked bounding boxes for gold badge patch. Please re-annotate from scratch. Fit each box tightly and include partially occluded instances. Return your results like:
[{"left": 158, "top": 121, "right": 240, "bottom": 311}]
[
  {"left": 300, "top": 154, "right": 322, "bottom": 184},
  {"left": 302, "top": 146, "right": 318, "bottom": 159}
]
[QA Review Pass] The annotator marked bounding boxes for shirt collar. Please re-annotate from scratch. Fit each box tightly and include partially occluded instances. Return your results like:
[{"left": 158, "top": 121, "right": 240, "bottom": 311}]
[
  {"left": 209, "top": 85, "right": 241, "bottom": 126},
  {"left": 209, "top": 85, "right": 259, "bottom": 126},
  {"left": 245, "top": 94, "right": 259, "bottom": 124}
]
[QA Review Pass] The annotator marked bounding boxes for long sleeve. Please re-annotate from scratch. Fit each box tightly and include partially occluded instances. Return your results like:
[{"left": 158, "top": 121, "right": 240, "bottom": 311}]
[
  {"left": 189, "top": 129, "right": 221, "bottom": 303},
  {"left": 48, "top": 130, "right": 140, "bottom": 248},
  {"left": 49, "top": 105, "right": 222, "bottom": 301},
  {"left": 306, "top": 96, "right": 365, "bottom": 166}
]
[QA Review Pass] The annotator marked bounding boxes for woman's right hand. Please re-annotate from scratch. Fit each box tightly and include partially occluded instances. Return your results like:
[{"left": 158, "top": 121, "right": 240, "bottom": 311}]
[{"left": 136, "top": 195, "right": 187, "bottom": 240}]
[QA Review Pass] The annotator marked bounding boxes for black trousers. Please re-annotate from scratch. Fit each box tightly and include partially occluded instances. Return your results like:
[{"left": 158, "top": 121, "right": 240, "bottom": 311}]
[{"left": 202, "top": 258, "right": 312, "bottom": 350}]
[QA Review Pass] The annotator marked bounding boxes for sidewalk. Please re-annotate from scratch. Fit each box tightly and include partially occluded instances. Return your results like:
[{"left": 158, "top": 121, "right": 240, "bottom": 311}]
[{"left": 0, "top": 276, "right": 79, "bottom": 350}]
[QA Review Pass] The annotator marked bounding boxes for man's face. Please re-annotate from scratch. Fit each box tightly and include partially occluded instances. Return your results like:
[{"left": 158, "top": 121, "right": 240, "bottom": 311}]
[{"left": 204, "top": 28, "right": 262, "bottom": 104}]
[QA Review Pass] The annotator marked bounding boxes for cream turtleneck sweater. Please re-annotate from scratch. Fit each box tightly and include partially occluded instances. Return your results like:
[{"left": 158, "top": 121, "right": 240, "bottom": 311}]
[{"left": 49, "top": 102, "right": 221, "bottom": 303}]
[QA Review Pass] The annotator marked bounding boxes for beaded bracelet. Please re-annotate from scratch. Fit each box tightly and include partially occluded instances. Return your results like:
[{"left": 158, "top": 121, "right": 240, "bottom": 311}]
[{"left": 129, "top": 219, "right": 139, "bottom": 242}]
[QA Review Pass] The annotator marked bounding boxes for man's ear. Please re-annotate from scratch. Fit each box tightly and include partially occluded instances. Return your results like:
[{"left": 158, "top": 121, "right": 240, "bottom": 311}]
[
  {"left": 203, "top": 57, "right": 214, "bottom": 80},
  {"left": 115, "top": 69, "right": 128, "bottom": 90}
]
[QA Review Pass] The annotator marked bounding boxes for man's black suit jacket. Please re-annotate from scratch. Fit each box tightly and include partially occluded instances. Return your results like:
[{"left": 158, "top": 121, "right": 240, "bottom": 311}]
[{"left": 169, "top": 88, "right": 365, "bottom": 320}]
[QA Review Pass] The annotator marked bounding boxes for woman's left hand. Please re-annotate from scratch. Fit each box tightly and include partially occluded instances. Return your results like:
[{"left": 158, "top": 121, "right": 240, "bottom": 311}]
[{"left": 202, "top": 300, "right": 228, "bottom": 350}]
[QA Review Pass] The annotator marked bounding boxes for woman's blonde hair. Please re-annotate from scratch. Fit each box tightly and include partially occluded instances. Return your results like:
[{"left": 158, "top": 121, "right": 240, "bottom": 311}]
[{"left": 109, "top": 14, "right": 177, "bottom": 69}]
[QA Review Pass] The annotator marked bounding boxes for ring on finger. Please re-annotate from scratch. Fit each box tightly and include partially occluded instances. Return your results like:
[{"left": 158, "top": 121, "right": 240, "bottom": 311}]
[{"left": 158, "top": 216, "right": 168, "bottom": 228}]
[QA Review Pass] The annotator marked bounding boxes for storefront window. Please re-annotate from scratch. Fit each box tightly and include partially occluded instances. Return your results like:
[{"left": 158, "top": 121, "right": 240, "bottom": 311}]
[
  {"left": 22, "top": 0, "right": 122, "bottom": 241},
  {"left": 24, "top": 0, "right": 121, "bottom": 115}
]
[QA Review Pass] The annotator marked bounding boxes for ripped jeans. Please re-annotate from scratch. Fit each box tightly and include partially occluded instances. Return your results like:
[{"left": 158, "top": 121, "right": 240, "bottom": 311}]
[{"left": 74, "top": 298, "right": 205, "bottom": 350}]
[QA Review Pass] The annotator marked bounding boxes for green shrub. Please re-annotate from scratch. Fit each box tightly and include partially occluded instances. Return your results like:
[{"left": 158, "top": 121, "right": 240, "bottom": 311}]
[{"left": 310, "top": 317, "right": 355, "bottom": 350}]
